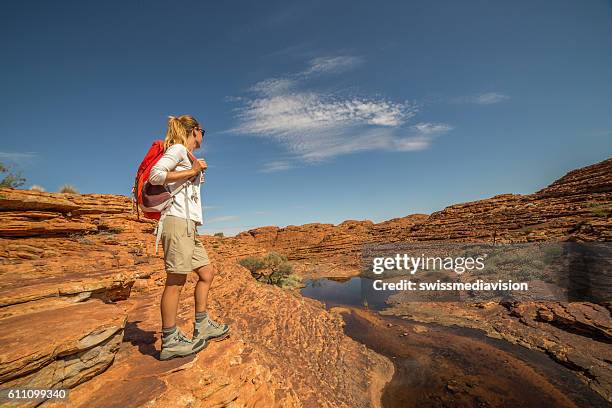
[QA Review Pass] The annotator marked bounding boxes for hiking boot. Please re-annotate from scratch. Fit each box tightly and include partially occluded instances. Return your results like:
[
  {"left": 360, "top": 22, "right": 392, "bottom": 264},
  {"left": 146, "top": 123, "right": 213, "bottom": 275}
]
[
  {"left": 193, "top": 315, "right": 230, "bottom": 342},
  {"left": 160, "top": 328, "right": 207, "bottom": 361}
]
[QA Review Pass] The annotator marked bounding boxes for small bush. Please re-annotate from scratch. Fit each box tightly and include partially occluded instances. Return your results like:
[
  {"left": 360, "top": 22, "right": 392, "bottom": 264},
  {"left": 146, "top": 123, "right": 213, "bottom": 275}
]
[
  {"left": 30, "top": 185, "right": 45, "bottom": 192},
  {"left": 239, "top": 256, "right": 266, "bottom": 275},
  {"left": 59, "top": 184, "right": 80, "bottom": 194},
  {"left": 99, "top": 226, "right": 123, "bottom": 234},
  {"left": 239, "top": 252, "right": 298, "bottom": 288},
  {"left": 0, "top": 162, "right": 25, "bottom": 189},
  {"left": 278, "top": 273, "right": 302, "bottom": 289},
  {"left": 590, "top": 205, "right": 609, "bottom": 218},
  {"left": 214, "top": 232, "right": 224, "bottom": 237}
]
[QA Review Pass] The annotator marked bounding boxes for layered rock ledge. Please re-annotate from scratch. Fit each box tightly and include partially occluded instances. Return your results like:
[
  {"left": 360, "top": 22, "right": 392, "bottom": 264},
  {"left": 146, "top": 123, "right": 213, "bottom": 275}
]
[{"left": 0, "top": 189, "right": 392, "bottom": 407}]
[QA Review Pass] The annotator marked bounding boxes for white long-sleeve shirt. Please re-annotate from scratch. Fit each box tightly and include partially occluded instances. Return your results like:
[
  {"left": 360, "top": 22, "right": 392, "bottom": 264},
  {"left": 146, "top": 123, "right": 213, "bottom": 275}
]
[{"left": 148, "top": 143, "right": 203, "bottom": 224}]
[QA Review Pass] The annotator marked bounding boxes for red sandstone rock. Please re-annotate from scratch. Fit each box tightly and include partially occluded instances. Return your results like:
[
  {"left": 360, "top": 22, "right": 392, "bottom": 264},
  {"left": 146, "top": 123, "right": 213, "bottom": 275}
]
[
  {"left": 0, "top": 300, "right": 126, "bottom": 407},
  {"left": 0, "top": 158, "right": 609, "bottom": 405},
  {"left": 221, "top": 157, "right": 612, "bottom": 401},
  {"left": 0, "top": 189, "right": 80, "bottom": 212},
  {"left": 0, "top": 190, "right": 392, "bottom": 407}
]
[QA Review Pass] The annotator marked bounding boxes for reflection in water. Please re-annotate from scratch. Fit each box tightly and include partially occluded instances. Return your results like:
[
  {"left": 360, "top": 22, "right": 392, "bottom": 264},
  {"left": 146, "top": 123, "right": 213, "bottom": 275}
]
[
  {"left": 300, "top": 277, "right": 392, "bottom": 310},
  {"left": 300, "top": 276, "right": 609, "bottom": 408}
]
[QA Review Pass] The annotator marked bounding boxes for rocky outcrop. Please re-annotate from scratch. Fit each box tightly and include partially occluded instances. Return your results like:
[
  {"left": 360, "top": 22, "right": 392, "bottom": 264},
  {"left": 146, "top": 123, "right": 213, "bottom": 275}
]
[
  {"left": 0, "top": 301, "right": 126, "bottom": 408},
  {"left": 227, "top": 215, "right": 428, "bottom": 278},
  {"left": 0, "top": 158, "right": 609, "bottom": 405},
  {"left": 51, "top": 261, "right": 392, "bottom": 408},
  {"left": 224, "top": 157, "right": 612, "bottom": 401},
  {"left": 340, "top": 307, "right": 607, "bottom": 408},
  {"left": 0, "top": 190, "right": 392, "bottom": 407},
  {"left": 537, "top": 159, "right": 612, "bottom": 198},
  {"left": 232, "top": 158, "right": 611, "bottom": 277},
  {"left": 380, "top": 300, "right": 612, "bottom": 402}
]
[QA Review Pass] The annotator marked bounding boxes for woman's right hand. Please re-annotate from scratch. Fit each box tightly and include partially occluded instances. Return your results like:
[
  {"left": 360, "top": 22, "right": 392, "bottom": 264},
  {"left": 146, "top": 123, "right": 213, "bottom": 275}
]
[{"left": 192, "top": 158, "right": 207, "bottom": 175}]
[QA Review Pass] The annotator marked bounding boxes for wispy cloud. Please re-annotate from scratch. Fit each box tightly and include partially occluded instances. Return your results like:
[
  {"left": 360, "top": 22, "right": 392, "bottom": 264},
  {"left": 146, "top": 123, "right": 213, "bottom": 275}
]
[
  {"left": 250, "top": 78, "right": 296, "bottom": 96},
  {"left": 0, "top": 151, "right": 37, "bottom": 162},
  {"left": 234, "top": 93, "right": 416, "bottom": 135},
  {"left": 593, "top": 129, "right": 612, "bottom": 137},
  {"left": 253, "top": 210, "right": 272, "bottom": 215},
  {"left": 248, "top": 55, "right": 364, "bottom": 97},
  {"left": 295, "top": 123, "right": 451, "bottom": 162},
  {"left": 303, "top": 56, "right": 364, "bottom": 75},
  {"left": 205, "top": 215, "right": 240, "bottom": 224},
  {"left": 260, "top": 160, "right": 294, "bottom": 173},
  {"left": 228, "top": 56, "right": 452, "bottom": 169},
  {"left": 453, "top": 92, "right": 510, "bottom": 105}
]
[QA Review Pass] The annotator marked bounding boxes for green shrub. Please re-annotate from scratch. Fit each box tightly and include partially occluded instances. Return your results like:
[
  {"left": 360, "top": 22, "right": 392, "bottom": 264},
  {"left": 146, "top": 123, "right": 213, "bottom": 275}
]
[
  {"left": 278, "top": 273, "right": 302, "bottom": 289},
  {"left": 59, "top": 184, "right": 79, "bottom": 194},
  {"left": 99, "top": 226, "right": 123, "bottom": 234},
  {"left": 238, "top": 252, "right": 297, "bottom": 288},
  {"left": 0, "top": 162, "right": 25, "bottom": 188},
  {"left": 590, "top": 205, "right": 609, "bottom": 218},
  {"left": 214, "top": 232, "right": 224, "bottom": 237},
  {"left": 239, "top": 256, "right": 266, "bottom": 275}
]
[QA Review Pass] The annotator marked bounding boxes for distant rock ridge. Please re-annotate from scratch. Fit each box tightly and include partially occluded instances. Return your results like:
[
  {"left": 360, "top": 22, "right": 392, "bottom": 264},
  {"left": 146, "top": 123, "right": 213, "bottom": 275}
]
[{"left": 226, "top": 158, "right": 610, "bottom": 277}]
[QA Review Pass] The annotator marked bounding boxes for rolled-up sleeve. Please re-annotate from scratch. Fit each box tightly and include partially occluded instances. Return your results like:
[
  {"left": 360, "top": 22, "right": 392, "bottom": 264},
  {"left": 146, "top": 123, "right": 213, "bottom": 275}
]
[{"left": 149, "top": 144, "right": 184, "bottom": 185}]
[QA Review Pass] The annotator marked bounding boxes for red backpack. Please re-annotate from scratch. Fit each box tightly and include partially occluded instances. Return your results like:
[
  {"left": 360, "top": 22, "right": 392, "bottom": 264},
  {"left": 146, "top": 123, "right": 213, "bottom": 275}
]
[
  {"left": 132, "top": 140, "right": 166, "bottom": 220},
  {"left": 133, "top": 140, "right": 195, "bottom": 221}
]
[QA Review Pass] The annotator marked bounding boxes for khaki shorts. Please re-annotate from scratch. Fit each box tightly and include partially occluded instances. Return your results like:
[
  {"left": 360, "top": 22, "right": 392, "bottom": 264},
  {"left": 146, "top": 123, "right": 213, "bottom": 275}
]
[{"left": 161, "top": 215, "right": 210, "bottom": 274}]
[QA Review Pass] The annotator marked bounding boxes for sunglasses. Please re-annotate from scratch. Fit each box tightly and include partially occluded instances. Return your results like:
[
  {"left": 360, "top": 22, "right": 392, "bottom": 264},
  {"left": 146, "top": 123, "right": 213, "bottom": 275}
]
[{"left": 195, "top": 127, "right": 206, "bottom": 135}]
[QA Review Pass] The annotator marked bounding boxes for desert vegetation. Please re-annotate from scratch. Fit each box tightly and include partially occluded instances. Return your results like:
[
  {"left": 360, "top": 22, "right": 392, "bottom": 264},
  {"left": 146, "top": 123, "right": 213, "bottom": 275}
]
[
  {"left": 588, "top": 202, "right": 610, "bottom": 218},
  {"left": 0, "top": 162, "right": 25, "bottom": 188},
  {"left": 59, "top": 184, "right": 80, "bottom": 194},
  {"left": 239, "top": 252, "right": 301, "bottom": 289}
]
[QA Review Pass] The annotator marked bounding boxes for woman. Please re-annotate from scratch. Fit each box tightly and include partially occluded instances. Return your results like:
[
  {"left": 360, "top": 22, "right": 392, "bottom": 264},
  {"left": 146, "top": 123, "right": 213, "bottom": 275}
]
[{"left": 149, "top": 115, "right": 230, "bottom": 361}]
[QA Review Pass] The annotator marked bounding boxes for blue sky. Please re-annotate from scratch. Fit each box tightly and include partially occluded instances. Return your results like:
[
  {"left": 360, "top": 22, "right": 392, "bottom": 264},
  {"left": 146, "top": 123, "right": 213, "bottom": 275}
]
[{"left": 1, "top": 0, "right": 611, "bottom": 235}]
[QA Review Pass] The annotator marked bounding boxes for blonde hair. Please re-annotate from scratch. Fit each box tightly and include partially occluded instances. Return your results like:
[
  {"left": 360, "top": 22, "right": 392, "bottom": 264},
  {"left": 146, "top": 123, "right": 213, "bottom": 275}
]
[{"left": 164, "top": 115, "right": 200, "bottom": 150}]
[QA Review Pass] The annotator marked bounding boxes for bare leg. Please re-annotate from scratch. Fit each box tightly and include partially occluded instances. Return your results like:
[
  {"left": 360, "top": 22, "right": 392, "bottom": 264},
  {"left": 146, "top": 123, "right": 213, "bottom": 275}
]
[
  {"left": 195, "top": 263, "right": 216, "bottom": 313},
  {"left": 161, "top": 273, "right": 187, "bottom": 329}
]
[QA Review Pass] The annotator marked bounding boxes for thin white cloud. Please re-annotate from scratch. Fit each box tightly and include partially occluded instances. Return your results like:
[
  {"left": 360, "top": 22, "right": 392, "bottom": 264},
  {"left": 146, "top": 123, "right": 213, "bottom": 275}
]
[
  {"left": 228, "top": 56, "right": 452, "bottom": 169},
  {"left": 453, "top": 92, "right": 510, "bottom": 105},
  {"left": 233, "top": 93, "right": 416, "bottom": 135},
  {"left": 303, "top": 56, "right": 364, "bottom": 75},
  {"left": 250, "top": 78, "right": 296, "bottom": 96},
  {"left": 593, "top": 129, "right": 612, "bottom": 137},
  {"left": 205, "top": 215, "right": 240, "bottom": 224},
  {"left": 297, "top": 124, "right": 451, "bottom": 162},
  {"left": 260, "top": 160, "right": 294, "bottom": 173},
  {"left": 253, "top": 210, "right": 272, "bottom": 215},
  {"left": 411, "top": 122, "right": 453, "bottom": 135},
  {"left": 0, "top": 152, "right": 37, "bottom": 162},
  {"left": 473, "top": 92, "right": 510, "bottom": 104}
]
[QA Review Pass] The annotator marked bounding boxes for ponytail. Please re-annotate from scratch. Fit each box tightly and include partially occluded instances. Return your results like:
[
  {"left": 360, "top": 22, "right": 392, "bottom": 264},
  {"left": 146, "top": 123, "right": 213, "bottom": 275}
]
[{"left": 164, "top": 115, "right": 200, "bottom": 150}]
